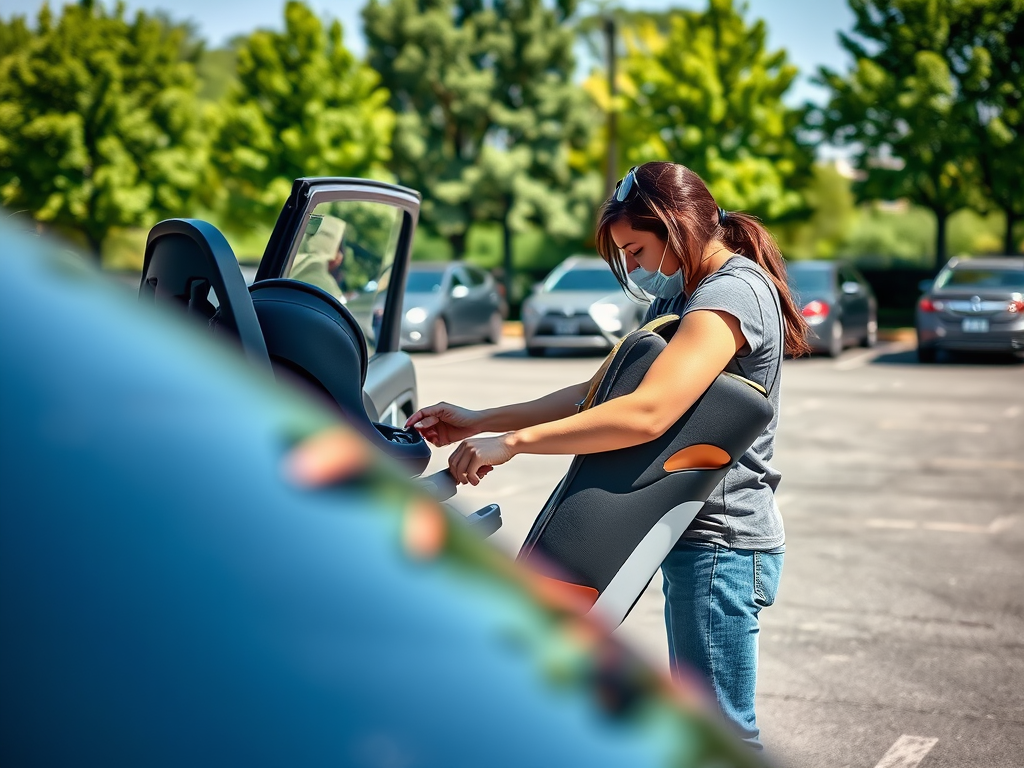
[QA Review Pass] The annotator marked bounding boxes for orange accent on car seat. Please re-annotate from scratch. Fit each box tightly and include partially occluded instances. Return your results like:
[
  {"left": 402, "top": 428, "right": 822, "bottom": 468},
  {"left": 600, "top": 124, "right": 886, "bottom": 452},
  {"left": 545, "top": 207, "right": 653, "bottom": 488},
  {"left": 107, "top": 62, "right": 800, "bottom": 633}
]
[
  {"left": 531, "top": 575, "right": 600, "bottom": 610},
  {"left": 663, "top": 444, "right": 731, "bottom": 472}
]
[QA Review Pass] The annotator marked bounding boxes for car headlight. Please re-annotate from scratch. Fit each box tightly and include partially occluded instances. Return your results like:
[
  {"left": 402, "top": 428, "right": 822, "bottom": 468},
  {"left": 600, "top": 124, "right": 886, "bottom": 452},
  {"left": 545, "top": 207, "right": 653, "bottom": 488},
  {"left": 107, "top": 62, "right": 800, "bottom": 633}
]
[
  {"left": 405, "top": 307, "right": 428, "bottom": 324},
  {"left": 589, "top": 302, "right": 622, "bottom": 333}
]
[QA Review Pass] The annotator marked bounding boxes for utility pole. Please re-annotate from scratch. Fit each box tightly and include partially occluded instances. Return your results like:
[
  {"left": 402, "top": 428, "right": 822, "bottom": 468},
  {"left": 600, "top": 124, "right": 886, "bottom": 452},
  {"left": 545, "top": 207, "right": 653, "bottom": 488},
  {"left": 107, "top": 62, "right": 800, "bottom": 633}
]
[{"left": 603, "top": 15, "right": 618, "bottom": 199}]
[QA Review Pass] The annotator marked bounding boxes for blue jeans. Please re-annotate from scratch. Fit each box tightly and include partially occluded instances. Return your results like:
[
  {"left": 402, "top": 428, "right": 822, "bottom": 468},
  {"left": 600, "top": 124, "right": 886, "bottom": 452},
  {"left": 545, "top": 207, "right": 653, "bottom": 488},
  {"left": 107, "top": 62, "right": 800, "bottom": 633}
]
[{"left": 661, "top": 541, "right": 783, "bottom": 750}]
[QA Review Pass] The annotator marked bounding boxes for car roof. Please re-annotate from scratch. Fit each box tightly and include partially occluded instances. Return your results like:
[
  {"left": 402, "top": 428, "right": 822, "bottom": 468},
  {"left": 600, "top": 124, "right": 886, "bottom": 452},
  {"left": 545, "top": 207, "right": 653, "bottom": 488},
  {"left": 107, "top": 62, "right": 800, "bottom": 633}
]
[
  {"left": 560, "top": 255, "right": 608, "bottom": 270},
  {"left": 947, "top": 256, "right": 1024, "bottom": 270},
  {"left": 408, "top": 261, "right": 457, "bottom": 272}
]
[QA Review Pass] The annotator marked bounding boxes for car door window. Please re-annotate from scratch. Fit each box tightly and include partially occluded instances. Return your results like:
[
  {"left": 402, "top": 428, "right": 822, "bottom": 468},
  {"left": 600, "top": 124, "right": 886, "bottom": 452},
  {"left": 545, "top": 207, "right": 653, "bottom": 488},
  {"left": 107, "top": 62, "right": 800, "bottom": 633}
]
[
  {"left": 465, "top": 267, "right": 486, "bottom": 287},
  {"left": 286, "top": 200, "right": 403, "bottom": 354}
]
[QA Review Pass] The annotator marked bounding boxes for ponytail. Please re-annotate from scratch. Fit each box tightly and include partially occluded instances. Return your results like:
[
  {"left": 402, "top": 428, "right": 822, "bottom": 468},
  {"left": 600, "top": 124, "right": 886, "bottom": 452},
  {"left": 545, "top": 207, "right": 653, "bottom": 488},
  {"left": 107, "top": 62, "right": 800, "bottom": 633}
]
[{"left": 720, "top": 211, "right": 811, "bottom": 357}]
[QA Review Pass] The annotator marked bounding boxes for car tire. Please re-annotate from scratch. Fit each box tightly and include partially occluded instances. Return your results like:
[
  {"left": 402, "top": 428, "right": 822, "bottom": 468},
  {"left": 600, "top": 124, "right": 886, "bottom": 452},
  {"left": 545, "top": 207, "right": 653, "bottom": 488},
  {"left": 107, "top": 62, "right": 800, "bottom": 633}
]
[
  {"left": 526, "top": 345, "right": 545, "bottom": 357},
  {"left": 827, "top": 320, "right": 844, "bottom": 358},
  {"left": 917, "top": 345, "right": 936, "bottom": 364},
  {"left": 430, "top": 318, "right": 449, "bottom": 354},
  {"left": 862, "top": 317, "right": 878, "bottom": 348},
  {"left": 485, "top": 312, "right": 503, "bottom": 344}
]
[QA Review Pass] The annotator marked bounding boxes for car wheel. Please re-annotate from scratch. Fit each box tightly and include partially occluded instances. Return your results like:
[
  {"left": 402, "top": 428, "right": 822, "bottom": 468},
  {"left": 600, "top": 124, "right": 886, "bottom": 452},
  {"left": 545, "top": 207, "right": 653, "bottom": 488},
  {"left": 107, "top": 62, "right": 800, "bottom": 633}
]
[
  {"left": 827, "top": 320, "right": 844, "bottom": 358},
  {"left": 917, "top": 345, "right": 936, "bottom": 363},
  {"left": 485, "top": 312, "right": 502, "bottom": 344},
  {"left": 525, "top": 345, "right": 545, "bottom": 357},
  {"left": 862, "top": 317, "right": 878, "bottom": 348},
  {"left": 430, "top": 318, "right": 449, "bottom": 354}
]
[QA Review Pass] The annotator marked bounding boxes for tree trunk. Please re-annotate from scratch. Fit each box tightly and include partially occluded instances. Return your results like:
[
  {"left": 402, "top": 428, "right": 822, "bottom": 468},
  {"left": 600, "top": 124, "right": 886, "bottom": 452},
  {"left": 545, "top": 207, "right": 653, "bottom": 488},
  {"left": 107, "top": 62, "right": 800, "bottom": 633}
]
[
  {"left": 1005, "top": 207, "right": 1019, "bottom": 256},
  {"left": 502, "top": 215, "right": 514, "bottom": 317},
  {"left": 85, "top": 231, "right": 104, "bottom": 263},
  {"left": 933, "top": 210, "right": 948, "bottom": 275},
  {"left": 448, "top": 231, "right": 467, "bottom": 260}
]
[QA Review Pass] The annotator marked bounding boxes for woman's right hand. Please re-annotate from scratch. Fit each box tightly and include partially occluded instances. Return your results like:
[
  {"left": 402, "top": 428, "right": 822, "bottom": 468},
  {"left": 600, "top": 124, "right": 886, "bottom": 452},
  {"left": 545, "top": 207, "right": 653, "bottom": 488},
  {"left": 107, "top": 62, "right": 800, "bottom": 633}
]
[{"left": 405, "top": 402, "right": 487, "bottom": 447}]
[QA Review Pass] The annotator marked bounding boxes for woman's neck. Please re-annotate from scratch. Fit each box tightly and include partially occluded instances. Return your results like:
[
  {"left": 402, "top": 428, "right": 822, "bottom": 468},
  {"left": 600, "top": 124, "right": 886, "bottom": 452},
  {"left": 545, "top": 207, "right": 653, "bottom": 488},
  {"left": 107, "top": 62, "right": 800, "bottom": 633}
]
[{"left": 685, "top": 240, "right": 734, "bottom": 294}]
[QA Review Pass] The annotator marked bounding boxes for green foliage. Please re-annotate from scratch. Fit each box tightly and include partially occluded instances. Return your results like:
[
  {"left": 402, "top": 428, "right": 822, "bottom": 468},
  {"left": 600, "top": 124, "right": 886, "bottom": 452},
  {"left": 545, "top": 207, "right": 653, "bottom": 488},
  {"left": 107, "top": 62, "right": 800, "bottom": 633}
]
[
  {"left": 776, "top": 163, "right": 858, "bottom": 258},
  {"left": 595, "top": 0, "right": 812, "bottom": 222},
  {"left": 364, "top": 0, "right": 600, "bottom": 262},
  {"left": 815, "top": 0, "right": 1023, "bottom": 264},
  {"left": 953, "top": 1, "right": 1024, "bottom": 253},
  {"left": 214, "top": 1, "right": 394, "bottom": 231},
  {"left": 0, "top": 2, "right": 211, "bottom": 256},
  {"left": 197, "top": 47, "right": 237, "bottom": 103}
]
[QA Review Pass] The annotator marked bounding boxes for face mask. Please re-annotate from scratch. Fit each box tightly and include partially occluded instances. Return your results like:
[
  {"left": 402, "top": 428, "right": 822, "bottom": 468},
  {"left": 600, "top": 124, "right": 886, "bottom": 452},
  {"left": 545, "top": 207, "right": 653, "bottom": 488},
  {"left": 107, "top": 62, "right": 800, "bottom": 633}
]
[{"left": 627, "top": 240, "right": 685, "bottom": 299}]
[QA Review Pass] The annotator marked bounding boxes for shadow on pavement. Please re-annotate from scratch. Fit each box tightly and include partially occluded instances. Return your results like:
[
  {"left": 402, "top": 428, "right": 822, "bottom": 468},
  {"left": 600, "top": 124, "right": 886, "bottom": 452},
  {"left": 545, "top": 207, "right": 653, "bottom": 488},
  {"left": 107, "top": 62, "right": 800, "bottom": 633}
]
[{"left": 492, "top": 347, "right": 607, "bottom": 360}]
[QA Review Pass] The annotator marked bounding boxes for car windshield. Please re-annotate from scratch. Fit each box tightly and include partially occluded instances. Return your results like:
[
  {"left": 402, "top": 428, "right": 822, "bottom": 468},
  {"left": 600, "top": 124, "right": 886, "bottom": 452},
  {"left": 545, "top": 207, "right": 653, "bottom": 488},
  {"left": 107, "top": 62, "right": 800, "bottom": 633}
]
[
  {"left": 545, "top": 268, "right": 620, "bottom": 292},
  {"left": 406, "top": 270, "right": 445, "bottom": 293},
  {"left": 786, "top": 266, "right": 832, "bottom": 298},
  {"left": 935, "top": 268, "right": 1024, "bottom": 291}
]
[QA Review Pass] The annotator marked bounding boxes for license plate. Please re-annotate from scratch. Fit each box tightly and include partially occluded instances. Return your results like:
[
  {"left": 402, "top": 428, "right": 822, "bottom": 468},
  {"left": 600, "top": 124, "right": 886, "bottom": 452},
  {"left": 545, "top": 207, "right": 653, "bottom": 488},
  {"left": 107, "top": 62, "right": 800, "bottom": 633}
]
[
  {"left": 552, "top": 319, "right": 579, "bottom": 335},
  {"left": 962, "top": 318, "right": 989, "bottom": 333}
]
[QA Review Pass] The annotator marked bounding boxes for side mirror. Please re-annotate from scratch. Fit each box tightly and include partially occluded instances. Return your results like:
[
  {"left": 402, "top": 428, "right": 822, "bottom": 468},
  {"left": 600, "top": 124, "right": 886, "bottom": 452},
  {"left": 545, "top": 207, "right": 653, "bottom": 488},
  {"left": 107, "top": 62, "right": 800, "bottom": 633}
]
[
  {"left": 451, "top": 284, "right": 470, "bottom": 299},
  {"left": 841, "top": 281, "right": 861, "bottom": 295},
  {"left": 918, "top": 279, "right": 934, "bottom": 293}
]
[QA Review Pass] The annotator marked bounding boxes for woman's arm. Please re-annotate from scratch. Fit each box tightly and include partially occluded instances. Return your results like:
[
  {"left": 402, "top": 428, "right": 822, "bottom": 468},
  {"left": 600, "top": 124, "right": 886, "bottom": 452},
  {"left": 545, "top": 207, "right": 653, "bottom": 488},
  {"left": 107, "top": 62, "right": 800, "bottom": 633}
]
[
  {"left": 477, "top": 380, "right": 591, "bottom": 432},
  {"left": 448, "top": 309, "right": 745, "bottom": 484}
]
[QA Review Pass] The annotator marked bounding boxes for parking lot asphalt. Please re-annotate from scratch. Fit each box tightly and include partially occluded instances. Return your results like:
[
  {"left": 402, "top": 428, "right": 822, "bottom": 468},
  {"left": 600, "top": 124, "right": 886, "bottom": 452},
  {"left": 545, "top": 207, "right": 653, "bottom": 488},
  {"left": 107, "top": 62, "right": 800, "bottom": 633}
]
[{"left": 412, "top": 336, "right": 1024, "bottom": 768}]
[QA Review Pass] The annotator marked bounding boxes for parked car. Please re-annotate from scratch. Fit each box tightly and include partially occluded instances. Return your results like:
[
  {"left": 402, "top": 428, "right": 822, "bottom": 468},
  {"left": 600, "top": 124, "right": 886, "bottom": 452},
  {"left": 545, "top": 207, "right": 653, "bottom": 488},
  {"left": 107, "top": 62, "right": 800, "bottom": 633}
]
[
  {"left": 521, "top": 255, "right": 648, "bottom": 356},
  {"left": 786, "top": 260, "right": 878, "bottom": 357},
  {"left": 915, "top": 256, "right": 1024, "bottom": 362},
  {"left": 394, "top": 262, "right": 504, "bottom": 353}
]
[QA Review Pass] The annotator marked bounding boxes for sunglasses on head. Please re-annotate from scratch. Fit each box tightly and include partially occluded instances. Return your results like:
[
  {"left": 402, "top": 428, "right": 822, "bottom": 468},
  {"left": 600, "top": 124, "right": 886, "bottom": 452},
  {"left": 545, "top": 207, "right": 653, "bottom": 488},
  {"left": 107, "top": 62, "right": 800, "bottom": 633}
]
[{"left": 614, "top": 166, "right": 640, "bottom": 202}]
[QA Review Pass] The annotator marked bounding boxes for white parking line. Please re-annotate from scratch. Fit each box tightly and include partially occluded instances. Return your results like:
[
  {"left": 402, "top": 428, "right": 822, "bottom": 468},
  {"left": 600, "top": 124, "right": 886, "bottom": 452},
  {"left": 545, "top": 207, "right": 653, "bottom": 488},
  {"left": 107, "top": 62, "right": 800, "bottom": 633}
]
[
  {"left": 872, "top": 735, "right": 938, "bottom": 768},
  {"left": 1005, "top": 405, "right": 1022, "bottom": 418},
  {"left": 833, "top": 341, "right": 914, "bottom": 370}
]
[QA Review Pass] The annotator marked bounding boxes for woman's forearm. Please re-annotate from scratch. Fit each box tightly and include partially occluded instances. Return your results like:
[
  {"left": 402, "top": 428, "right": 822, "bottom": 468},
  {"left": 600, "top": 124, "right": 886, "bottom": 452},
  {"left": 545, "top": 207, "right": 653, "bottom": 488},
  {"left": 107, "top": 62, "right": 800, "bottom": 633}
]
[
  {"left": 508, "top": 392, "right": 663, "bottom": 456},
  {"left": 478, "top": 381, "right": 591, "bottom": 432}
]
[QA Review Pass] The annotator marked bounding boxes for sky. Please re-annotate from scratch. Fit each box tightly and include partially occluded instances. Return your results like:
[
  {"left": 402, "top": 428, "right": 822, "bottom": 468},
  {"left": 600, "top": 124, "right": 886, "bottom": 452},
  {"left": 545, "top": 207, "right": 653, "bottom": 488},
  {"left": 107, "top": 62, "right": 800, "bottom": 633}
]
[{"left": 3, "top": 0, "right": 856, "bottom": 104}]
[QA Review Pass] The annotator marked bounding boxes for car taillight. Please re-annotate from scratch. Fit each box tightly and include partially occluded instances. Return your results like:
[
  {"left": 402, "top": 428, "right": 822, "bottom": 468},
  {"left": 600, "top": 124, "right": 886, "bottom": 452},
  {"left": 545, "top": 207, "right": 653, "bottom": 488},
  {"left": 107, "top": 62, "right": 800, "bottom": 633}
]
[
  {"left": 919, "top": 298, "right": 937, "bottom": 312},
  {"left": 1008, "top": 299, "right": 1024, "bottom": 314},
  {"left": 801, "top": 300, "right": 829, "bottom": 325}
]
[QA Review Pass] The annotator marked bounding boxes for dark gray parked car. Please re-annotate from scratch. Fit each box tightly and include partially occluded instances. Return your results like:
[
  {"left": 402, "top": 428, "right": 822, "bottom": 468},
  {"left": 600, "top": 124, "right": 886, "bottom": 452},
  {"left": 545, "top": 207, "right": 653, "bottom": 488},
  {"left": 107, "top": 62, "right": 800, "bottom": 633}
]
[
  {"left": 786, "top": 260, "right": 878, "bottom": 357},
  {"left": 915, "top": 256, "right": 1024, "bottom": 362},
  {"left": 521, "top": 256, "right": 648, "bottom": 356},
  {"left": 392, "top": 262, "right": 504, "bottom": 353}
]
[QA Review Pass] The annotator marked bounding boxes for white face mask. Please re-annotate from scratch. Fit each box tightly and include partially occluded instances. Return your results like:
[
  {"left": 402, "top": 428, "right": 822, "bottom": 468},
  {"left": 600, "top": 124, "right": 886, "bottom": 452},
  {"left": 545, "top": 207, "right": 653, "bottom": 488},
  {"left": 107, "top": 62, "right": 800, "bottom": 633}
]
[{"left": 626, "top": 240, "right": 684, "bottom": 299}]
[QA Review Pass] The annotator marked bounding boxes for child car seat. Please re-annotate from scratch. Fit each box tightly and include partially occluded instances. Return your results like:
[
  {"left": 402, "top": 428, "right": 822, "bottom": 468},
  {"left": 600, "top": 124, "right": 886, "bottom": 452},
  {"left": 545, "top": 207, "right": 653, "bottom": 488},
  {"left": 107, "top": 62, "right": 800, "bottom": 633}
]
[
  {"left": 248, "top": 278, "right": 430, "bottom": 474},
  {"left": 517, "top": 315, "right": 774, "bottom": 628}
]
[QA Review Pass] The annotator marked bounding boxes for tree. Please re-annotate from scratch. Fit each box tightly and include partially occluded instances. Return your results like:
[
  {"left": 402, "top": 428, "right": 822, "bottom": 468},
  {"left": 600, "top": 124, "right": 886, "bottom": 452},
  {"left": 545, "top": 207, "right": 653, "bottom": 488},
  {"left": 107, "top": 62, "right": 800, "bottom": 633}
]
[
  {"left": 213, "top": 1, "right": 394, "bottom": 229},
  {"left": 0, "top": 1, "right": 211, "bottom": 256},
  {"left": 953, "top": 1, "right": 1024, "bottom": 254},
  {"left": 815, "top": 0, "right": 988, "bottom": 270},
  {"left": 364, "top": 0, "right": 598, "bottom": 289},
  {"left": 587, "top": 0, "right": 812, "bottom": 223}
]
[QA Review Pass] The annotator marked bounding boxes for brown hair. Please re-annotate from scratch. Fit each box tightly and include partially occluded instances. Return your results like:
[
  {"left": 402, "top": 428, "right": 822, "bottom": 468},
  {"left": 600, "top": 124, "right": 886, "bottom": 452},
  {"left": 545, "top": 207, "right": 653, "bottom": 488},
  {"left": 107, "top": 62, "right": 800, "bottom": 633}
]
[{"left": 595, "top": 162, "right": 810, "bottom": 357}]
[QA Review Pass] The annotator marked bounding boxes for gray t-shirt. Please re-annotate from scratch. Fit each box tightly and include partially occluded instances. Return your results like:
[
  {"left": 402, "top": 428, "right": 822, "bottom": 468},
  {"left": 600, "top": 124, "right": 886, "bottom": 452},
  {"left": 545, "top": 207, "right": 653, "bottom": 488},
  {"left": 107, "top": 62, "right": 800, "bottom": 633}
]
[{"left": 642, "top": 256, "right": 785, "bottom": 552}]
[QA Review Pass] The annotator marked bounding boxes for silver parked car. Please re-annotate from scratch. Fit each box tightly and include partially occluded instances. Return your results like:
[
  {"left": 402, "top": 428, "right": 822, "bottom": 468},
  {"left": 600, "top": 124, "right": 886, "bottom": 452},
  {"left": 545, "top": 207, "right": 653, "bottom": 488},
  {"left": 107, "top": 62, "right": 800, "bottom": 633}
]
[
  {"left": 394, "top": 262, "right": 504, "bottom": 353},
  {"left": 786, "top": 260, "right": 878, "bottom": 357},
  {"left": 521, "top": 255, "right": 648, "bottom": 356},
  {"left": 915, "top": 256, "right": 1024, "bottom": 362}
]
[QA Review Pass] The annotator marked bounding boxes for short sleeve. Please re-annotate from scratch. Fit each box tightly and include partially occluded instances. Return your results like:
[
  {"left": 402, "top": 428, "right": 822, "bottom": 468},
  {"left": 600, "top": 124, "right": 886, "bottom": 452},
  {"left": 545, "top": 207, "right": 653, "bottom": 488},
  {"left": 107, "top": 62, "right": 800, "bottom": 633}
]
[{"left": 682, "top": 271, "right": 769, "bottom": 356}]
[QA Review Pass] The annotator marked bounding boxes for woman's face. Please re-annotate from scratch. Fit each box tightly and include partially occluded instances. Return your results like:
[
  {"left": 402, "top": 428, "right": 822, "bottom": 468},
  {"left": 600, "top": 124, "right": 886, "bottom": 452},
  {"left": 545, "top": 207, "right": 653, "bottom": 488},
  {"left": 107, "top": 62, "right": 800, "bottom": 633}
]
[{"left": 608, "top": 219, "right": 680, "bottom": 275}]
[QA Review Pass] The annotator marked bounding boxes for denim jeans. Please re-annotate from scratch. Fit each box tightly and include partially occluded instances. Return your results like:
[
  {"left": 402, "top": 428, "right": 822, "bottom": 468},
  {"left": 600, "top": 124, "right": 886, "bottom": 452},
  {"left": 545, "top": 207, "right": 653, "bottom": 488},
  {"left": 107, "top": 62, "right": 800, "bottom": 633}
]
[{"left": 661, "top": 541, "right": 783, "bottom": 750}]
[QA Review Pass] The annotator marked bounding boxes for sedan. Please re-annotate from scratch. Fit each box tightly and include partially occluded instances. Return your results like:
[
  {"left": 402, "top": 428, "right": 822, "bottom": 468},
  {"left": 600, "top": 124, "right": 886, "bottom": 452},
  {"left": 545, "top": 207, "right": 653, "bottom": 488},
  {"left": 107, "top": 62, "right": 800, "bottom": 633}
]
[
  {"left": 521, "top": 256, "right": 648, "bottom": 356},
  {"left": 915, "top": 256, "right": 1024, "bottom": 362},
  {"left": 397, "top": 262, "right": 504, "bottom": 353},
  {"left": 787, "top": 260, "right": 878, "bottom": 357}
]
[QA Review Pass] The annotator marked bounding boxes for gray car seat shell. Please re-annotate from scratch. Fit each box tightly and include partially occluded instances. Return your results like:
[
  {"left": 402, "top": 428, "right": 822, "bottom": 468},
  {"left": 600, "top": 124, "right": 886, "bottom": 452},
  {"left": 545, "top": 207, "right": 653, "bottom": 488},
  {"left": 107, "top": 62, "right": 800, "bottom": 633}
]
[
  {"left": 249, "top": 278, "right": 431, "bottom": 474},
  {"left": 518, "top": 316, "right": 774, "bottom": 627}
]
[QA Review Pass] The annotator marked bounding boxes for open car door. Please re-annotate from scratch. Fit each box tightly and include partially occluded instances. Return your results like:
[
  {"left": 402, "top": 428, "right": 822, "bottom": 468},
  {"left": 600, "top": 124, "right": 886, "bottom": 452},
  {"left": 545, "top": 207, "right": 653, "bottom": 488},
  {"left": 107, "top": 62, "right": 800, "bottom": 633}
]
[{"left": 256, "top": 178, "right": 421, "bottom": 427}]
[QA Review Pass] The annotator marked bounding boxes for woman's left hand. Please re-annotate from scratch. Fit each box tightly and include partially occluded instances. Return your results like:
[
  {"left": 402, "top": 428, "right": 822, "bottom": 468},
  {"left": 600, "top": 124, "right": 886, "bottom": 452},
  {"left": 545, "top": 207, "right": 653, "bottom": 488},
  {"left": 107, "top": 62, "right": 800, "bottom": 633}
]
[{"left": 448, "top": 434, "right": 517, "bottom": 486}]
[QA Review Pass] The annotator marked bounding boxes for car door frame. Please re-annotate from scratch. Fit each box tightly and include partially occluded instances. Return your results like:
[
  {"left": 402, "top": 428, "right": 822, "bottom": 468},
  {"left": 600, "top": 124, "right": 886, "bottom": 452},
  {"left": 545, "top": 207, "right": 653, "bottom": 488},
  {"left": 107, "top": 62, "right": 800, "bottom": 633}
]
[{"left": 257, "top": 177, "right": 421, "bottom": 356}]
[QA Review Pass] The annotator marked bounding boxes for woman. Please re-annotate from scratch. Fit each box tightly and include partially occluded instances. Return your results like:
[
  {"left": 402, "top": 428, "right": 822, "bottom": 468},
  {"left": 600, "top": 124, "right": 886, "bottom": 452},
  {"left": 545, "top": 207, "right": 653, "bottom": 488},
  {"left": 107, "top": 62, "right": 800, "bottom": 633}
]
[{"left": 406, "top": 162, "right": 810, "bottom": 749}]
